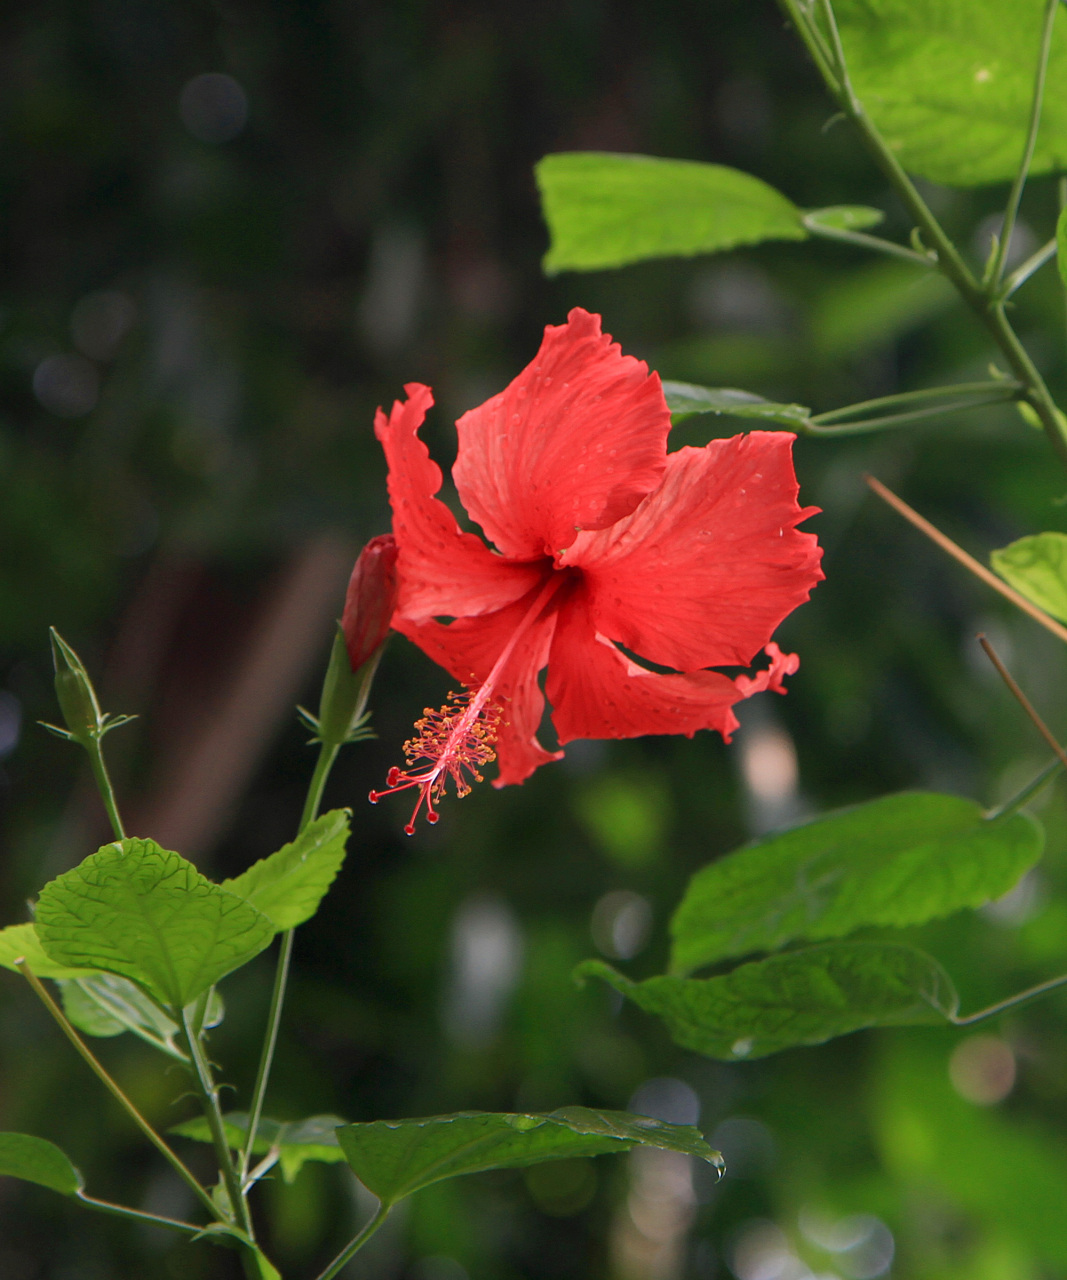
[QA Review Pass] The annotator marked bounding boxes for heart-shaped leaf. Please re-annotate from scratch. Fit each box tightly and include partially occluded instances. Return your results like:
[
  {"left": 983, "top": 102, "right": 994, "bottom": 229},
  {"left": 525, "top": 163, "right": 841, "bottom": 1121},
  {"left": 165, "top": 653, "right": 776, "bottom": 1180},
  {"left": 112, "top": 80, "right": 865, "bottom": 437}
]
[
  {"left": 36, "top": 839, "right": 275, "bottom": 1011},
  {"left": 221, "top": 809, "right": 350, "bottom": 931},
  {"left": 580, "top": 943, "right": 958, "bottom": 1061},
  {"left": 670, "top": 792, "right": 1042, "bottom": 976},
  {"left": 337, "top": 1107, "right": 721, "bottom": 1207}
]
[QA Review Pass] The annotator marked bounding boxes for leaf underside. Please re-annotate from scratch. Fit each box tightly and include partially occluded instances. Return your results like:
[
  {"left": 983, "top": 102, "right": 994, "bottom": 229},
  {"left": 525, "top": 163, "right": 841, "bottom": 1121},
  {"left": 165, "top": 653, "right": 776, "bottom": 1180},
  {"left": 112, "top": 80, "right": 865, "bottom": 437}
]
[
  {"left": 991, "top": 533, "right": 1067, "bottom": 625},
  {"left": 580, "top": 943, "right": 958, "bottom": 1061},
  {"left": 170, "top": 1112, "right": 347, "bottom": 1183},
  {"left": 336, "top": 1107, "right": 722, "bottom": 1206},
  {"left": 662, "top": 381, "right": 813, "bottom": 429}
]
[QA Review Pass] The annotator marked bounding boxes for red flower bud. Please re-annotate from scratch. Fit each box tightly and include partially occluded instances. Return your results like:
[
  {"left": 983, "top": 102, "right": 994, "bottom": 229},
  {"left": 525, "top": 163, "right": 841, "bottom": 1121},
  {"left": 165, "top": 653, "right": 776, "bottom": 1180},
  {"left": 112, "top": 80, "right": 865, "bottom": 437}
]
[{"left": 342, "top": 534, "right": 399, "bottom": 671}]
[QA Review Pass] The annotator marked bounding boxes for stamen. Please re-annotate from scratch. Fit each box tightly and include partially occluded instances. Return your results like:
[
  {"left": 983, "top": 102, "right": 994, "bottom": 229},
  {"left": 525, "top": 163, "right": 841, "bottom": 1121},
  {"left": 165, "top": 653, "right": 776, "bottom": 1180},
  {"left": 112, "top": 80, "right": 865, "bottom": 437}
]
[{"left": 369, "top": 688, "right": 502, "bottom": 834}]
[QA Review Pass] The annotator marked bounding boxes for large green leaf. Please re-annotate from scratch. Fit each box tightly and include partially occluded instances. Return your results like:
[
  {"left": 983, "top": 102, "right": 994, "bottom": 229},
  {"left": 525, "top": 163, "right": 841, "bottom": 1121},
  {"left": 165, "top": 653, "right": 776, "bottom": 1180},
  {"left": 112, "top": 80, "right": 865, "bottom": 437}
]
[
  {"left": 0, "top": 1133, "right": 83, "bottom": 1196},
  {"left": 580, "top": 943, "right": 958, "bottom": 1061},
  {"left": 336, "top": 1108, "right": 721, "bottom": 1207},
  {"left": 0, "top": 923, "right": 98, "bottom": 981},
  {"left": 991, "top": 532, "right": 1067, "bottom": 624},
  {"left": 171, "top": 1111, "right": 347, "bottom": 1183},
  {"left": 36, "top": 839, "right": 275, "bottom": 1011},
  {"left": 670, "top": 792, "right": 1041, "bottom": 976},
  {"left": 833, "top": 0, "right": 1067, "bottom": 186},
  {"left": 662, "top": 381, "right": 813, "bottom": 429},
  {"left": 536, "top": 152, "right": 805, "bottom": 273},
  {"left": 221, "top": 809, "right": 350, "bottom": 931}
]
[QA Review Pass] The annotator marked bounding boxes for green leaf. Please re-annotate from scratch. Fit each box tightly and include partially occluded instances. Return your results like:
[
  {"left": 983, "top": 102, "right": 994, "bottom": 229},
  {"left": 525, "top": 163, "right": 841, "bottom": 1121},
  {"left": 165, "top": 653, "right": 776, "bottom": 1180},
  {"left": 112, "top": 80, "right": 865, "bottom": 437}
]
[
  {"left": 833, "top": 0, "right": 1067, "bottom": 186},
  {"left": 804, "top": 205, "right": 885, "bottom": 232},
  {"left": 221, "top": 809, "right": 350, "bottom": 930},
  {"left": 0, "top": 1133, "right": 83, "bottom": 1196},
  {"left": 662, "top": 381, "right": 812, "bottom": 429},
  {"left": 580, "top": 943, "right": 958, "bottom": 1061},
  {"left": 36, "top": 839, "right": 275, "bottom": 1011},
  {"left": 171, "top": 1112, "right": 347, "bottom": 1183},
  {"left": 670, "top": 791, "right": 1042, "bottom": 976},
  {"left": 0, "top": 923, "right": 99, "bottom": 981},
  {"left": 536, "top": 152, "right": 805, "bottom": 273},
  {"left": 991, "top": 532, "right": 1067, "bottom": 624},
  {"left": 336, "top": 1107, "right": 722, "bottom": 1207}
]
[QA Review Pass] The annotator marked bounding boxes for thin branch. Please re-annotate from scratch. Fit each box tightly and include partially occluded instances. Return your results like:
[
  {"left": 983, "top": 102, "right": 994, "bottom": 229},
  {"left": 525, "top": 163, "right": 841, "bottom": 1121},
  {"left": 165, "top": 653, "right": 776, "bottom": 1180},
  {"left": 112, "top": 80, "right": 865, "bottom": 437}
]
[
  {"left": 990, "top": 0, "right": 1060, "bottom": 288},
  {"left": 810, "top": 381, "right": 1023, "bottom": 425},
  {"left": 977, "top": 634, "right": 1067, "bottom": 773},
  {"left": 984, "top": 756, "right": 1063, "bottom": 820},
  {"left": 1002, "top": 237, "right": 1057, "bottom": 297},
  {"left": 803, "top": 218, "right": 932, "bottom": 266},
  {"left": 952, "top": 971, "right": 1067, "bottom": 1026},
  {"left": 77, "top": 1192, "right": 202, "bottom": 1236},
  {"left": 865, "top": 475, "right": 1067, "bottom": 645},
  {"left": 17, "top": 962, "right": 218, "bottom": 1223},
  {"left": 315, "top": 1203, "right": 392, "bottom": 1280}
]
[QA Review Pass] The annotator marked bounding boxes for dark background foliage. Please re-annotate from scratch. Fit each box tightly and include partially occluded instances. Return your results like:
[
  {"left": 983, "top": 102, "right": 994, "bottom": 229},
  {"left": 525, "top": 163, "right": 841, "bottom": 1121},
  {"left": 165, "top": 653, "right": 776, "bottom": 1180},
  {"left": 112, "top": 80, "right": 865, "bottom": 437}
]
[{"left": 2, "top": 1, "right": 1067, "bottom": 1277}]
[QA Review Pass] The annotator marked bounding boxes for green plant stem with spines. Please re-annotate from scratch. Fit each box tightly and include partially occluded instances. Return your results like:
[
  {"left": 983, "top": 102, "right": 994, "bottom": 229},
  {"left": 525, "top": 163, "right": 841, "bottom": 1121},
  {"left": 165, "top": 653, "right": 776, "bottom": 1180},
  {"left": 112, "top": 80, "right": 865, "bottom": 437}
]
[
  {"left": 17, "top": 962, "right": 223, "bottom": 1225},
  {"left": 239, "top": 739, "right": 340, "bottom": 1187},
  {"left": 315, "top": 1203, "right": 391, "bottom": 1280},
  {"left": 779, "top": 0, "right": 1067, "bottom": 475}
]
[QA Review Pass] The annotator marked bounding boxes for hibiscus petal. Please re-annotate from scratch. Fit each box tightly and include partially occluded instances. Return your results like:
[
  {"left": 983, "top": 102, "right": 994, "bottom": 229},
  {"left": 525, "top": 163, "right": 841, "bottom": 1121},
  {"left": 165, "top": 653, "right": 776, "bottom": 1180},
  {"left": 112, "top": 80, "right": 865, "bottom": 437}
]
[
  {"left": 452, "top": 308, "right": 670, "bottom": 560},
  {"left": 546, "top": 596, "right": 800, "bottom": 745},
  {"left": 376, "top": 384, "right": 543, "bottom": 622},
  {"left": 394, "top": 587, "right": 563, "bottom": 788},
  {"left": 563, "top": 432, "right": 823, "bottom": 672}
]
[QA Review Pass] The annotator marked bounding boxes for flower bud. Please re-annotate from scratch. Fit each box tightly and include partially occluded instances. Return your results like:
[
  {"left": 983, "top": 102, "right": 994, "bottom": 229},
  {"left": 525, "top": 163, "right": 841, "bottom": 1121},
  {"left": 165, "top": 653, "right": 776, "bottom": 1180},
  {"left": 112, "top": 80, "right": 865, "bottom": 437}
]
[
  {"left": 342, "top": 534, "right": 399, "bottom": 672},
  {"left": 49, "top": 627, "right": 103, "bottom": 743}
]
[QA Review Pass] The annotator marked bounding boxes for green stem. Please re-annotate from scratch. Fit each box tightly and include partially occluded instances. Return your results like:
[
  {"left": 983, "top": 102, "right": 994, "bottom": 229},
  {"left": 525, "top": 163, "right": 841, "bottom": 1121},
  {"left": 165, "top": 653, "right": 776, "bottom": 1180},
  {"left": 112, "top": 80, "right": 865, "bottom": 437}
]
[
  {"left": 989, "top": 0, "right": 1059, "bottom": 287},
  {"left": 300, "top": 742, "right": 341, "bottom": 834},
  {"left": 779, "top": 0, "right": 1067, "bottom": 475},
  {"left": 178, "top": 1009, "right": 255, "bottom": 1240},
  {"left": 17, "top": 962, "right": 218, "bottom": 1222},
  {"left": 804, "top": 218, "right": 932, "bottom": 266},
  {"left": 1002, "top": 237, "right": 1057, "bottom": 297},
  {"left": 809, "top": 381, "right": 1023, "bottom": 426},
  {"left": 952, "top": 971, "right": 1067, "bottom": 1026},
  {"left": 77, "top": 1192, "right": 202, "bottom": 1235},
  {"left": 315, "top": 1203, "right": 391, "bottom": 1280},
  {"left": 85, "top": 736, "right": 126, "bottom": 840},
  {"left": 239, "top": 739, "right": 340, "bottom": 1184},
  {"left": 983, "top": 756, "right": 1063, "bottom": 821}
]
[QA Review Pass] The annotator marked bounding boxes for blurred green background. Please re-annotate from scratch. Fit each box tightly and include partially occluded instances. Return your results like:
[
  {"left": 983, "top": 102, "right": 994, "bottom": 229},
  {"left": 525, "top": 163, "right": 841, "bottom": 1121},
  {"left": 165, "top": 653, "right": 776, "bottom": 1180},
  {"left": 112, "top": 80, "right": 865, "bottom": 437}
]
[{"left": 3, "top": 1, "right": 1067, "bottom": 1277}]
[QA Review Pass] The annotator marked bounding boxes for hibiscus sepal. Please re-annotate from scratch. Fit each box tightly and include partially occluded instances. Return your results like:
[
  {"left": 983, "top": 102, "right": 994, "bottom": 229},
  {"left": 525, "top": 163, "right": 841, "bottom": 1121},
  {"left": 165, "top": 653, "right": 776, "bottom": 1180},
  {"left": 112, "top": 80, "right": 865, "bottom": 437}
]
[{"left": 298, "top": 626, "right": 381, "bottom": 749}]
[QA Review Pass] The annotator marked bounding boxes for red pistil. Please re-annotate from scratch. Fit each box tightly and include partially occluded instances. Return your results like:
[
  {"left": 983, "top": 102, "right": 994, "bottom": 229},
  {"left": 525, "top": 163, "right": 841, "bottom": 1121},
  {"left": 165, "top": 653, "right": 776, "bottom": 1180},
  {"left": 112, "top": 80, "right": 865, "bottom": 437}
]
[
  {"left": 369, "top": 688, "right": 502, "bottom": 833},
  {"left": 371, "top": 573, "right": 564, "bottom": 833}
]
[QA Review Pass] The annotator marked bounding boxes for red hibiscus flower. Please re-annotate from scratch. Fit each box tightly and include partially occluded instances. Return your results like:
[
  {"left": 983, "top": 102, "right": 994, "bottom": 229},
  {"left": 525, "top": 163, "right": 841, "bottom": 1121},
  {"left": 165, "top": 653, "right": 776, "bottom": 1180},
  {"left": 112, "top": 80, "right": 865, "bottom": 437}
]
[{"left": 365, "top": 308, "right": 823, "bottom": 832}]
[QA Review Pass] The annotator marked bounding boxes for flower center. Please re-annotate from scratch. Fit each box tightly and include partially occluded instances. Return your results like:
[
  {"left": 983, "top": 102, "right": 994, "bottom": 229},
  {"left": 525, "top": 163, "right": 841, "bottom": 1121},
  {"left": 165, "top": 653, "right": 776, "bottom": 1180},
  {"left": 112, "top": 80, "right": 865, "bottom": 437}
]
[{"left": 370, "top": 573, "right": 566, "bottom": 833}]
